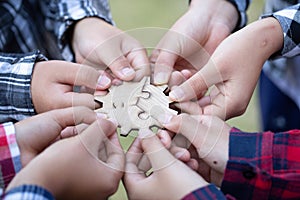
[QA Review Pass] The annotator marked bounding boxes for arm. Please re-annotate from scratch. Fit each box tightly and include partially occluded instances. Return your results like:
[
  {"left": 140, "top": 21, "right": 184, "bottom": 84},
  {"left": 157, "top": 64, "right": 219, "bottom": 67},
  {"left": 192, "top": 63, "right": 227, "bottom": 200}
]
[
  {"left": 39, "top": 0, "right": 113, "bottom": 60},
  {"left": 261, "top": 3, "right": 300, "bottom": 57},
  {"left": 157, "top": 110, "right": 300, "bottom": 199},
  {"left": 0, "top": 51, "right": 46, "bottom": 123},
  {"left": 221, "top": 129, "right": 300, "bottom": 199}
]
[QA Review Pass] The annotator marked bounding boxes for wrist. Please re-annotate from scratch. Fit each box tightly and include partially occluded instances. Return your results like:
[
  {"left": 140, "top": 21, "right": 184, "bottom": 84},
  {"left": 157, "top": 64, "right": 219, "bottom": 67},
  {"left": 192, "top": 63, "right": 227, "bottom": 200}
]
[{"left": 189, "top": 0, "right": 239, "bottom": 32}]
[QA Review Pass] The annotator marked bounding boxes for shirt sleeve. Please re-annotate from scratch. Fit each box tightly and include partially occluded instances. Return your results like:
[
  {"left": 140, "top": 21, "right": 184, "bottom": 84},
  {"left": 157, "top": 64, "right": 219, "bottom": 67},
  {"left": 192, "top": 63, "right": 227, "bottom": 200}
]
[
  {"left": 39, "top": 0, "right": 114, "bottom": 61},
  {"left": 0, "top": 51, "right": 46, "bottom": 123},
  {"left": 261, "top": 3, "right": 300, "bottom": 57},
  {"left": 2, "top": 185, "right": 54, "bottom": 200},
  {"left": 227, "top": 0, "right": 250, "bottom": 30},
  {"left": 0, "top": 122, "right": 21, "bottom": 193},
  {"left": 221, "top": 128, "right": 300, "bottom": 199},
  {"left": 181, "top": 184, "right": 227, "bottom": 200}
]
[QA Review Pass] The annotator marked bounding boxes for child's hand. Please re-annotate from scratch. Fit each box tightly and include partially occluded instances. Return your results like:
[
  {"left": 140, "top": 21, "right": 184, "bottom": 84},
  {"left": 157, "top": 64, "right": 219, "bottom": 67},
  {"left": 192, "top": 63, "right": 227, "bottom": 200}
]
[
  {"left": 72, "top": 17, "right": 150, "bottom": 82},
  {"left": 14, "top": 106, "right": 98, "bottom": 166},
  {"left": 124, "top": 130, "right": 208, "bottom": 200},
  {"left": 8, "top": 117, "right": 124, "bottom": 200},
  {"left": 168, "top": 17, "right": 283, "bottom": 120},
  {"left": 31, "top": 60, "right": 111, "bottom": 113},
  {"left": 151, "top": 0, "right": 238, "bottom": 85},
  {"left": 157, "top": 110, "right": 231, "bottom": 187}
]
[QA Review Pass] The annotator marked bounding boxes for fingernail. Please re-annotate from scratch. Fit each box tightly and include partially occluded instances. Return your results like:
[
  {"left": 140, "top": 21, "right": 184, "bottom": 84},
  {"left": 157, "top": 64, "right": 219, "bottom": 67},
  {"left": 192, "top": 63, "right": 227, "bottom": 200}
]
[
  {"left": 138, "top": 129, "right": 153, "bottom": 139},
  {"left": 175, "top": 152, "right": 184, "bottom": 159},
  {"left": 97, "top": 75, "right": 111, "bottom": 88},
  {"left": 154, "top": 72, "right": 168, "bottom": 85},
  {"left": 121, "top": 67, "right": 135, "bottom": 77},
  {"left": 157, "top": 113, "right": 173, "bottom": 125},
  {"left": 96, "top": 112, "right": 107, "bottom": 119},
  {"left": 169, "top": 88, "right": 184, "bottom": 101},
  {"left": 108, "top": 118, "right": 118, "bottom": 127}
]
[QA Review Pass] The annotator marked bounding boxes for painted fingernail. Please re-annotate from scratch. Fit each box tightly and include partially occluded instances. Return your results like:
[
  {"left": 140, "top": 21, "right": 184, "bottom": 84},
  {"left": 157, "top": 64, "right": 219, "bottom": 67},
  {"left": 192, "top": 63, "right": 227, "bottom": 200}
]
[
  {"left": 169, "top": 88, "right": 184, "bottom": 101},
  {"left": 121, "top": 67, "right": 135, "bottom": 77},
  {"left": 157, "top": 113, "right": 173, "bottom": 125},
  {"left": 154, "top": 72, "right": 168, "bottom": 85},
  {"left": 97, "top": 75, "right": 111, "bottom": 88}
]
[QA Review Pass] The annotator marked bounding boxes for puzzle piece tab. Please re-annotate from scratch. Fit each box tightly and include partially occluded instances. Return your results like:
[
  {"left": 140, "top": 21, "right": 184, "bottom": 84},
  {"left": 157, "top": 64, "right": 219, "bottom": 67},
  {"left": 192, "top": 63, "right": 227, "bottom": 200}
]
[{"left": 95, "top": 77, "right": 177, "bottom": 136}]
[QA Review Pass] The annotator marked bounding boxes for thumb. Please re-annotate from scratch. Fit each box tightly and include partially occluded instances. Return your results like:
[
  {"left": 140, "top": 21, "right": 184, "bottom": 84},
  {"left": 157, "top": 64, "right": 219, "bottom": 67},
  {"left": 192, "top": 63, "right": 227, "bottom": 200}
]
[
  {"left": 139, "top": 129, "right": 176, "bottom": 171},
  {"left": 78, "top": 118, "right": 117, "bottom": 156},
  {"left": 108, "top": 55, "right": 136, "bottom": 81},
  {"left": 153, "top": 51, "right": 178, "bottom": 85},
  {"left": 169, "top": 60, "right": 223, "bottom": 102}
]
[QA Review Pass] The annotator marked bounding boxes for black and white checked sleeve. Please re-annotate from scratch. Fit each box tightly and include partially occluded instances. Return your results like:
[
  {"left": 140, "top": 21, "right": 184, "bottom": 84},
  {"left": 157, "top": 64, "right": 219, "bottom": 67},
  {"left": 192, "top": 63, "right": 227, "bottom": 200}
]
[
  {"left": 40, "top": 0, "right": 114, "bottom": 61},
  {"left": 262, "top": 4, "right": 300, "bottom": 57},
  {"left": 227, "top": 0, "right": 250, "bottom": 30},
  {"left": 0, "top": 51, "right": 46, "bottom": 123}
]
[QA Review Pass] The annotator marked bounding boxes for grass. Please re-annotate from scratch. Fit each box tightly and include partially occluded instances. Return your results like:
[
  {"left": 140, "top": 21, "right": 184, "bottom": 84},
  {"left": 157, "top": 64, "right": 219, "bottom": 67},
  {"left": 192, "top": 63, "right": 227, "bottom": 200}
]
[{"left": 108, "top": 0, "right": 265, "bottom": 199}]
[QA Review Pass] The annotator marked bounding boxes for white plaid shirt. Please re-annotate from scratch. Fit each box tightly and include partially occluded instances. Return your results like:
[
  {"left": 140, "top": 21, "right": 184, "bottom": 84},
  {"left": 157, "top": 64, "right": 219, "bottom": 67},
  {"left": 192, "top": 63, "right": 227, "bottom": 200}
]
[
  {"left": 261, "top": 1, "right": 300, "bottom": 110},
  {"left": 0, "top": 0, "right": 113, "bottom": 123}
]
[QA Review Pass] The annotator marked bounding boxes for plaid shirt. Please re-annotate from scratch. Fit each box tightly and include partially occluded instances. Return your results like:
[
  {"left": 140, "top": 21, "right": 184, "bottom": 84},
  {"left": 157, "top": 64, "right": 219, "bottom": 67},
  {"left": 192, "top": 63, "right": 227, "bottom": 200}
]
[
  {"left": 2, "top": 185, "right": 54, "bottom": 200},
  {"left": 0, "top": 0, "right": 113, "bottom": 123},
  {"left": 261, "top": 1, "right": 300, "bottom": 110},
  {"left": 183, "top": 128, "right": 300, "bottom": 199},
  {"left": 0, "top": 123, "right": 21, "bottom": 194}
]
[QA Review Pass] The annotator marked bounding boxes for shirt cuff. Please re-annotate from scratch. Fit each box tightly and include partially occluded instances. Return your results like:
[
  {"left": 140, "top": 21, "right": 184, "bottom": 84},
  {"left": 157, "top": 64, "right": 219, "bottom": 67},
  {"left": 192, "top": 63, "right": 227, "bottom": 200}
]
[
  {"left": 182, "top": 184, "right": 226, "bottom": 200},
  {"left": 2, "top": 185, "right": 54, "bottom": 200},
  {"left": 220, "top": 128, "right": 273, "bottom": 199},
  {"left": 57, "top": 1, "right": 114, "bottom": 61},
  {"left": 226, "top": 0, "right": 249, "bottom": 31},
  {"left": 0, "top": 51, "right": 47, "bottom": 122},
  {"left": 261, "top": 4, "right": 300, "bottom": 58},
  {"left": 0, "top": 123, "right": 21, "bottom": 191}
]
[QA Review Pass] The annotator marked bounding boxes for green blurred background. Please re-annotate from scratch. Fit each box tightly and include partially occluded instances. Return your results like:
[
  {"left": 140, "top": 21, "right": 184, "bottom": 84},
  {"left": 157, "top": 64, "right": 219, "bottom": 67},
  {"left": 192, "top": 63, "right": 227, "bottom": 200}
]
[{"left": 108, "top": 0, "right": 265, "bottom": 199}]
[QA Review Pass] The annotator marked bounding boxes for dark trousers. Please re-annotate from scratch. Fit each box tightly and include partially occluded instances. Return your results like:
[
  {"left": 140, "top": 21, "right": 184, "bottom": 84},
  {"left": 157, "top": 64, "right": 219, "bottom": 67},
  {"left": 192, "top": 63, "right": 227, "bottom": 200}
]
[{"left": 259, "top": 71, "right": 300, "bottom": 132}]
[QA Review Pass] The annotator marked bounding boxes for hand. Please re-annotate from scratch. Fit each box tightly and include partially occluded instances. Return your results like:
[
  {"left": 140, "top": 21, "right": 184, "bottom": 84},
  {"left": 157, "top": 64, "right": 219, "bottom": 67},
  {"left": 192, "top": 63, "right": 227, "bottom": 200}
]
[
  {"left": 168, "top": 17, "right": 283, "bottom": 119},
  {"left": 72, "top": 17, "right": 150, "bottom": 81},
  {"left": 7, "top": 118, "right": 125, "bottom": 200},
  {"left": 152, "top": 0, "right": 239, "bottom": 85},
  {"left": 157, "top": 109, "right": 231, "bottom": 186},
  {"left": 31, "top": 60, "right": 111, "bottom": 113},
  {"left": 15, "top": 106, "right": 98, "bottom": 166},
  {"left": 124, "top": 130, "right": 208, "bottom": 200}
]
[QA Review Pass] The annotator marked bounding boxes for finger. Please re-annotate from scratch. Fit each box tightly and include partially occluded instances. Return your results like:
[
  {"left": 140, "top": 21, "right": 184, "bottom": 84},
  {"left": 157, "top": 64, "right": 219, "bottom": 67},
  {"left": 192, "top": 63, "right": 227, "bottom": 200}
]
[
  {"left": 168, "top": 71, "right": 187, "bottom": 89},
  {"left": 139, "top": 129, "right": 176, "bottom": 171},
  {"left": 64, "top": 93, "right": 99, "bottom": 110},
  {"left": 109, "top": 55, "right": 136, "bottom": 81},
  {"left": 169, "top": 145, "right": 190, "bottom": 162},
  {"left": 53, "top": 61, "right": 112, "bottom": 90},
  {"left": 174, "top": 101, "right": 203, "bottom": 115},
  {"left": 127, "top": 48, "right": 151, "bottom": 81},
  {"left": 124, "top": 138, "right": 146, "bottom": 185},
  {"left": 157, "top": 130, "right": 172, "bottom": 149},
  {"left": 169, "top": 60, "right": 223, "bottom": 102},
  {"left": 60, "top": 123, "right": 89, "bottom": 139},
  {"left": 78, "top": 118, "right": 117, "bottom": 155},
  {"left": 105, "top": 133, "right": 125, "bottom": 172},
  {"left": 153, "top": 51, "right": 177, "bottom": 85},
  {"left": 157, "top": 114, "right": 205, "bottom": 149}
]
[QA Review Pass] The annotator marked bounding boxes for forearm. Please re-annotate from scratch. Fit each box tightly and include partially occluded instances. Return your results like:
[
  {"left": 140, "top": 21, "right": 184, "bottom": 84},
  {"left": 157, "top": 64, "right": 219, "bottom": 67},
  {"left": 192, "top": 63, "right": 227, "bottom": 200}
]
[
  {"left": 0, "top": 51, "right": 46, "bottom": 123},
  {"left": 221, "top": 128, "right": 300, "bottom": 199},
  {"left": 261, "top": 3, "right": 300, "bottom": 57},
  {"left": 39, "top": 0, "right": 113, "bottom": 60}
]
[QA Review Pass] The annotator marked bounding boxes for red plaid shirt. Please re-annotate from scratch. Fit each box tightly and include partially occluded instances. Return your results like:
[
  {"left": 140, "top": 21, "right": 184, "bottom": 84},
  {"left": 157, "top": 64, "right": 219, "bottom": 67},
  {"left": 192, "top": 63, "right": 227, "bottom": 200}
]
[
  {"left": 0, "top": 123, "right": 21, "bottom": 194},
  {"left": 183, "top": 128, "right": 300, "bottom": 200}
]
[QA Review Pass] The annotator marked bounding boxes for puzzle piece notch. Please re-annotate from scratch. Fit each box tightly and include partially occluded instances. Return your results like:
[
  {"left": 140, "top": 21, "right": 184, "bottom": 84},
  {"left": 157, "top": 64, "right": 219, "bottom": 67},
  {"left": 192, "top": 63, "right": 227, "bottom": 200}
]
[{"left": 95, "top": 77, "right": 177, "bottom": 136}]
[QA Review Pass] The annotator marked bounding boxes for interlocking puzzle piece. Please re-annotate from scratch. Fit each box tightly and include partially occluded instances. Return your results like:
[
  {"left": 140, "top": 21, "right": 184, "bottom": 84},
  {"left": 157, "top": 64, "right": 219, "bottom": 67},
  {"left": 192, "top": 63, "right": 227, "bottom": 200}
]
[{"left": 95, "top": 77, "right": 177, "bottom": 136}]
